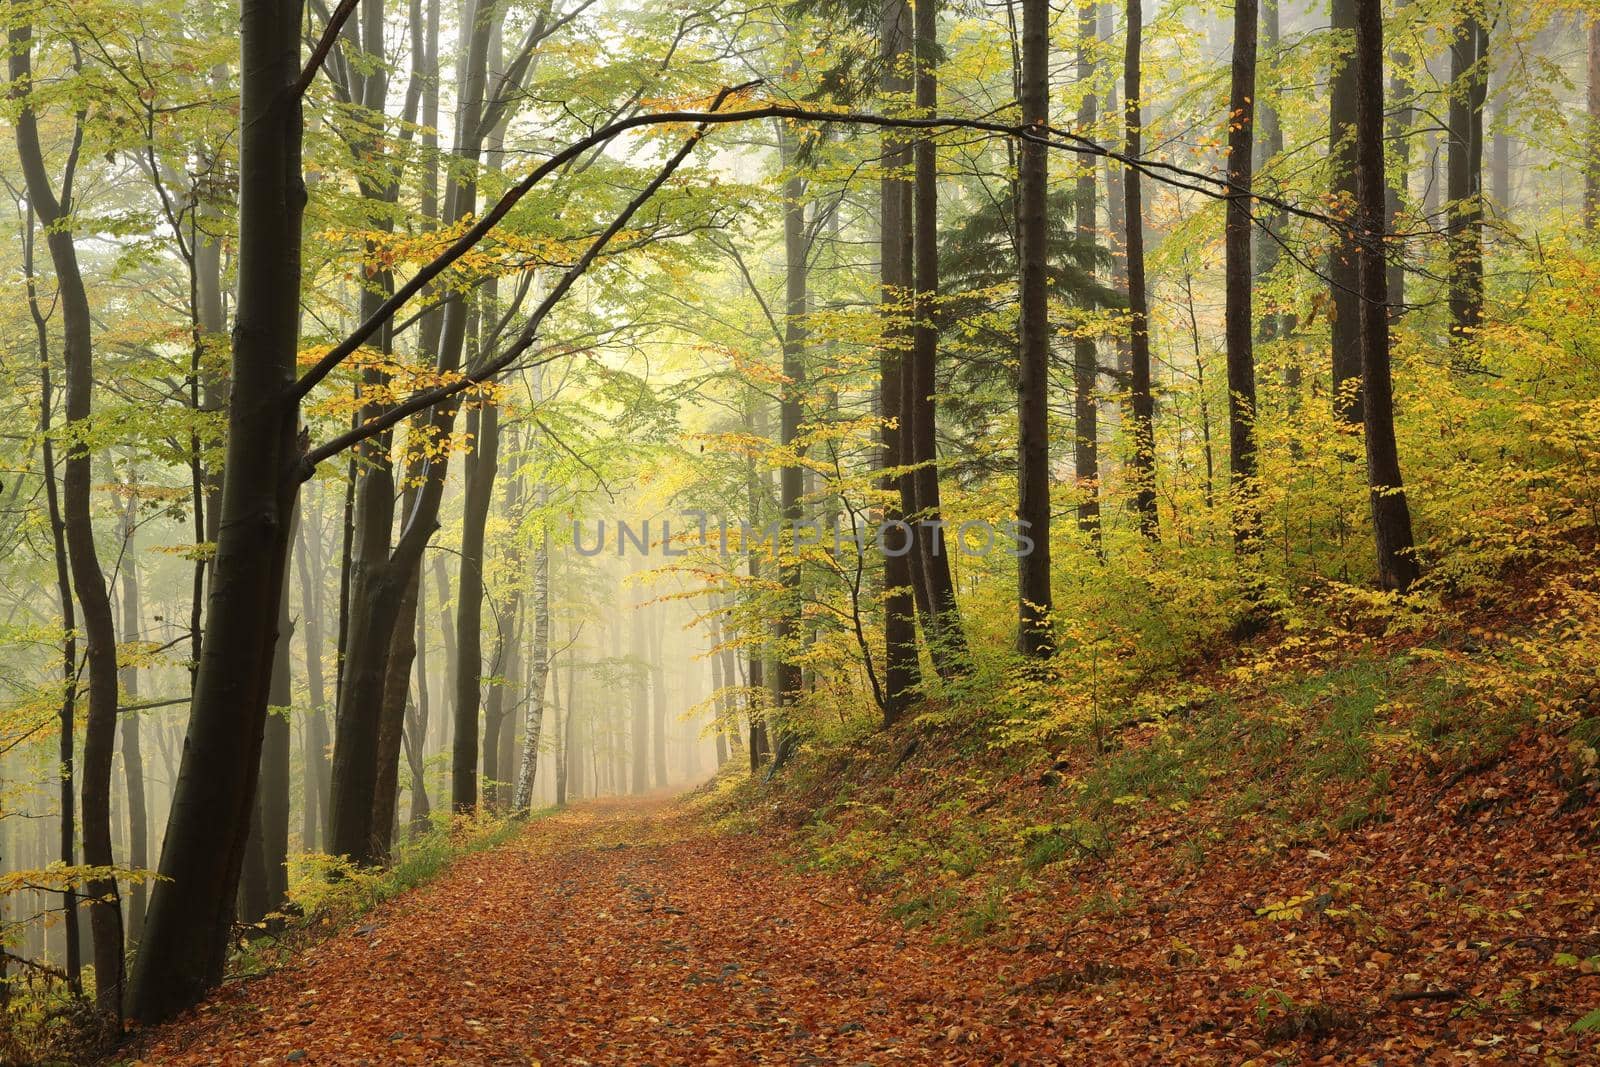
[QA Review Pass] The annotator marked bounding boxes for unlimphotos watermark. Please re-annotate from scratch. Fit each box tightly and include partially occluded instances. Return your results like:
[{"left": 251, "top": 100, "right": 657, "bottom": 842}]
[{"left": 570, "top": 511, "right": 1036, "bottom": 558}]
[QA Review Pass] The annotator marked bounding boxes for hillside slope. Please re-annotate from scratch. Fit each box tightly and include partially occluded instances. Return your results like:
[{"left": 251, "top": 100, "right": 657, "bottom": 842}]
[{"left": 713, "top": 549, "right": 1600, "bottom": 1061}]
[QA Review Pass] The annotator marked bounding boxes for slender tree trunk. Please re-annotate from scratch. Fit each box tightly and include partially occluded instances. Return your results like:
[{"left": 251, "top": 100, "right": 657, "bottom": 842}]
[
  {"left": 513, "top": 460, "right": 551, "bottom": 811},
  {"left": 909, "top": 0, "right": 967, "bottom": 673},
  {"left": 9, "top": 18, "right": 124, "bottom": 1019},
  {"left": 482, "top": 589, "right": 522, "bottom": 809},
  {"left": 1226, "top": 0, "right": 1260, "bottom": 549},
  {"left": 878, "top": 0, "right": 920, "bottom": 723},
  {"left": 407, "top": 571, "right": 432, "bottom": 831},
  {"left": 649, "top": 608, "right": 668, "bottom": 788},
  {"left": 25, "top": 215, "right": 83, "bottom": 994},
  {"left": 553, "top": 645, "right": 568, "bottom": 806},
  {"left": 631, "top": 597, "right": 651, "bottom": 792},
  {"left": 710, "top": 632, "right": 729, "bottom": 766},
  {"left": 743, "top": 404, "right": 770, "bottom": 770},
  {"left": 1257, "top": 0, "right": 1296, "bottom": 359},
  {"left": 1354, "top": 0, "right": 1420, "bottom": 593},
  {"left": 293, "top": 519, "right": 330, "bottom": 849},
  {"left": 131, "top": 0, "right": 307, "bottom": 1021},
  {"left": 1386, "top": 0, "right": 1412, "bottom": 313},
  {"left": 775, "top": 120, "right": 809, "bottom": 726},
  {"left": 338, "top": 0, "right": 492, "bottom": 844},
  {"left": 117, "top": 500, "right": 149, "bottom": 945},
  {"left": 260, "top": 561, "right": 295, "bottom": 913},
  {"left": 1125, "top": 0, "right": 1159, "bottom": 539},
  {"left": 1447, "top": 3, "right": 1486, "bottom": 349},
  {"left": 1330, "top": 0, "right": 1363, "bottom": 421},
  {"left": 1073, "top": 4, "right": 1101, "bottom": 546},
  {"left": 1016, "top": 0, "right": 1053, "bottom": 656},
  {"left": 1490, "top": 120, "right": 1509, "bottom": 214},
  {"left": 370, "top": 564, "right": 420, "bottom": 856}
]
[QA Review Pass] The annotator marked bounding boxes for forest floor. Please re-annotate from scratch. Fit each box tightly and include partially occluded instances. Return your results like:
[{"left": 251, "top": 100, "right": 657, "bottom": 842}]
[
  {"left": 134, "top": 793, "right": 1071, "bottom": 1065},
  {"left": 131, "top": 755, "right": 1599, "bottom": 1064}
]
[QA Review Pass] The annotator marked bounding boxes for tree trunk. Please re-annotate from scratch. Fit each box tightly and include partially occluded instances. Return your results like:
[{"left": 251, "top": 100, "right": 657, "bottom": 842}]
[
  {"left": 370, "top": 564, "right": 421, "bottom": 857},
  {"left": 1447, "top": 3, "right": 1486, "bottom": 349},
  {"left": 1330, "top": 0, "right": 1362, "bottom": 421},
  {"left": 1257, "top": 0, "right": 1296, "bottom": 356},
  {"left": 908, "top": 0, "right": 968, "bottom": 674},
  {"left": 9, "top": 17, "right": 124, "bottom": 1019},
  {"left": 1386, "top": 0, "right": 1411, "bottom": 314},
  {"left": 482, "top": 588, "right": 522, "bottom": 810},
  {"left": 253, "top": 562, "right": 295, "bottom": 916},
  {"left": 650, "top": 611, "right": 669, "bottom": 788},
  {"left": 1073, "top": 4, "right": 1101, "bottom": 545},
  {"left": 743, "top": 401, "right": 771, "bottom": 771},
  {"left": 407, "top": 572, "right": 432, "bottom": 831},
  {"left": 1125, "top": 0, "right": 1159, "bottom": 539},
  {"left": 130, "top": 0, "right": 307, "bottom": 1021},
  {"left": 776, "top": 120, "right": 809, "bottom": 713},
  {"left": 117, "top": 501, "right": 149, "bottom": 945},
  {"left": 452, "top": 398, "right": 499, "bottom": 811},
  {"left": 36, "top": 300, "right": 83, "bottom": 992},
  {"left": 1226, "top": 0, "right": 1260, "bottom": 549},
  {"left": 553, "top": 647, "right": 568, "bottom": 806},
  {"left": 878, "top": 0, "right": 920, "bottom": 723},
  {"left": 1016, "top": 0, "right": 1053, "bottom": 656},
  {"left": 1354, "top": 0, "right": 1420, "bottom": 593},
  {"left": 339, "top": 0, "right": 493, "bottom": 843},
  {"left": 293, "top": 518, "right": 331, "bottom": 849},
  {"left": 710, "top": 633, "right": 729, "bottom": 766},
  {"left": 513, "top": 443, "right": 552, "bottom": 811}
]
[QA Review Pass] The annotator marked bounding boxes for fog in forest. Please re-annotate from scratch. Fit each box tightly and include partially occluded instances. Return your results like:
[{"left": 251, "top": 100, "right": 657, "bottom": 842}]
[{"left": 4, "top": 0, "right": 1600, "bottom": 1057}]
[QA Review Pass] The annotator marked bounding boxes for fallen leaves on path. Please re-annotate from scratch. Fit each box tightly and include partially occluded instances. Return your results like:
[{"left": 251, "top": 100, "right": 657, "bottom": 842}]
[
  {"left": 137, "top": 796, "right": 1048, "bottom": 1065},
  {"left": 136, "top": 776, "right": 1600, "bottom": 1065}
]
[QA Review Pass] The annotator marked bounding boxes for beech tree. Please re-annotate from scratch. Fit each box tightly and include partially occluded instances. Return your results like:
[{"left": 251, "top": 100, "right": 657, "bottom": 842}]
[{"left": 8, "top": 8, "right": 125, "bottom": 1018}]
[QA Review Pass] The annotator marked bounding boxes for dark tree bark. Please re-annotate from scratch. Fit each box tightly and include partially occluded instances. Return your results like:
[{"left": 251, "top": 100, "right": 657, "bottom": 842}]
[
  {"left": 244, "top": 555, "right": 295, "bottom": 922},
  {"left": 1354, "top": 0, "right": 1420, "bottom": 593},
  {"left": 130, "top": 0, "right": 307, "bottom": 1022},
  {"left": 878, "top": 0, "right": 920, "bottom": 723},
  {"left": 908, "top": 0, "right": 968, "bottom": 673},
  {"left": 338, "top": 0, "right": 493, "bottom": 846},
  {"left": 24, "top": 207, "right": 83, "bottom": 995},
  {"left": 9, "top": 15, "right": 125, "bottom": 1019},
  {"left": 776, "top": 118, "right": 810, "bottom": 709},
  {"left": 1073, "top": 4, "right": 1101, "bottom": 545},
  {"left": 1226, "top": 0, "right": 1260, "bottom": 548},
  {"left": 1446, "top": 2, "right": 1486, "bottom": 349},
  {"left": 1124, "top": 0, "right": 1159, "bottom": 539},
  {"left": 370, "top": 563, "right": 420, "bottom": 854},
  {"left": 1329, "top": 0, "right": 1362, "bottom": 421},
  {"left": 1016, "top": 0, "right": 1053, "bottom": 656}
]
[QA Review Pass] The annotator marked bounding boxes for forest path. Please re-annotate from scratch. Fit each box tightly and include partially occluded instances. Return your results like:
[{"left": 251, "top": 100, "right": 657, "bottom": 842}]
[{"left": 139, "top": 793, "right": 1034, "bottom": 1065}]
